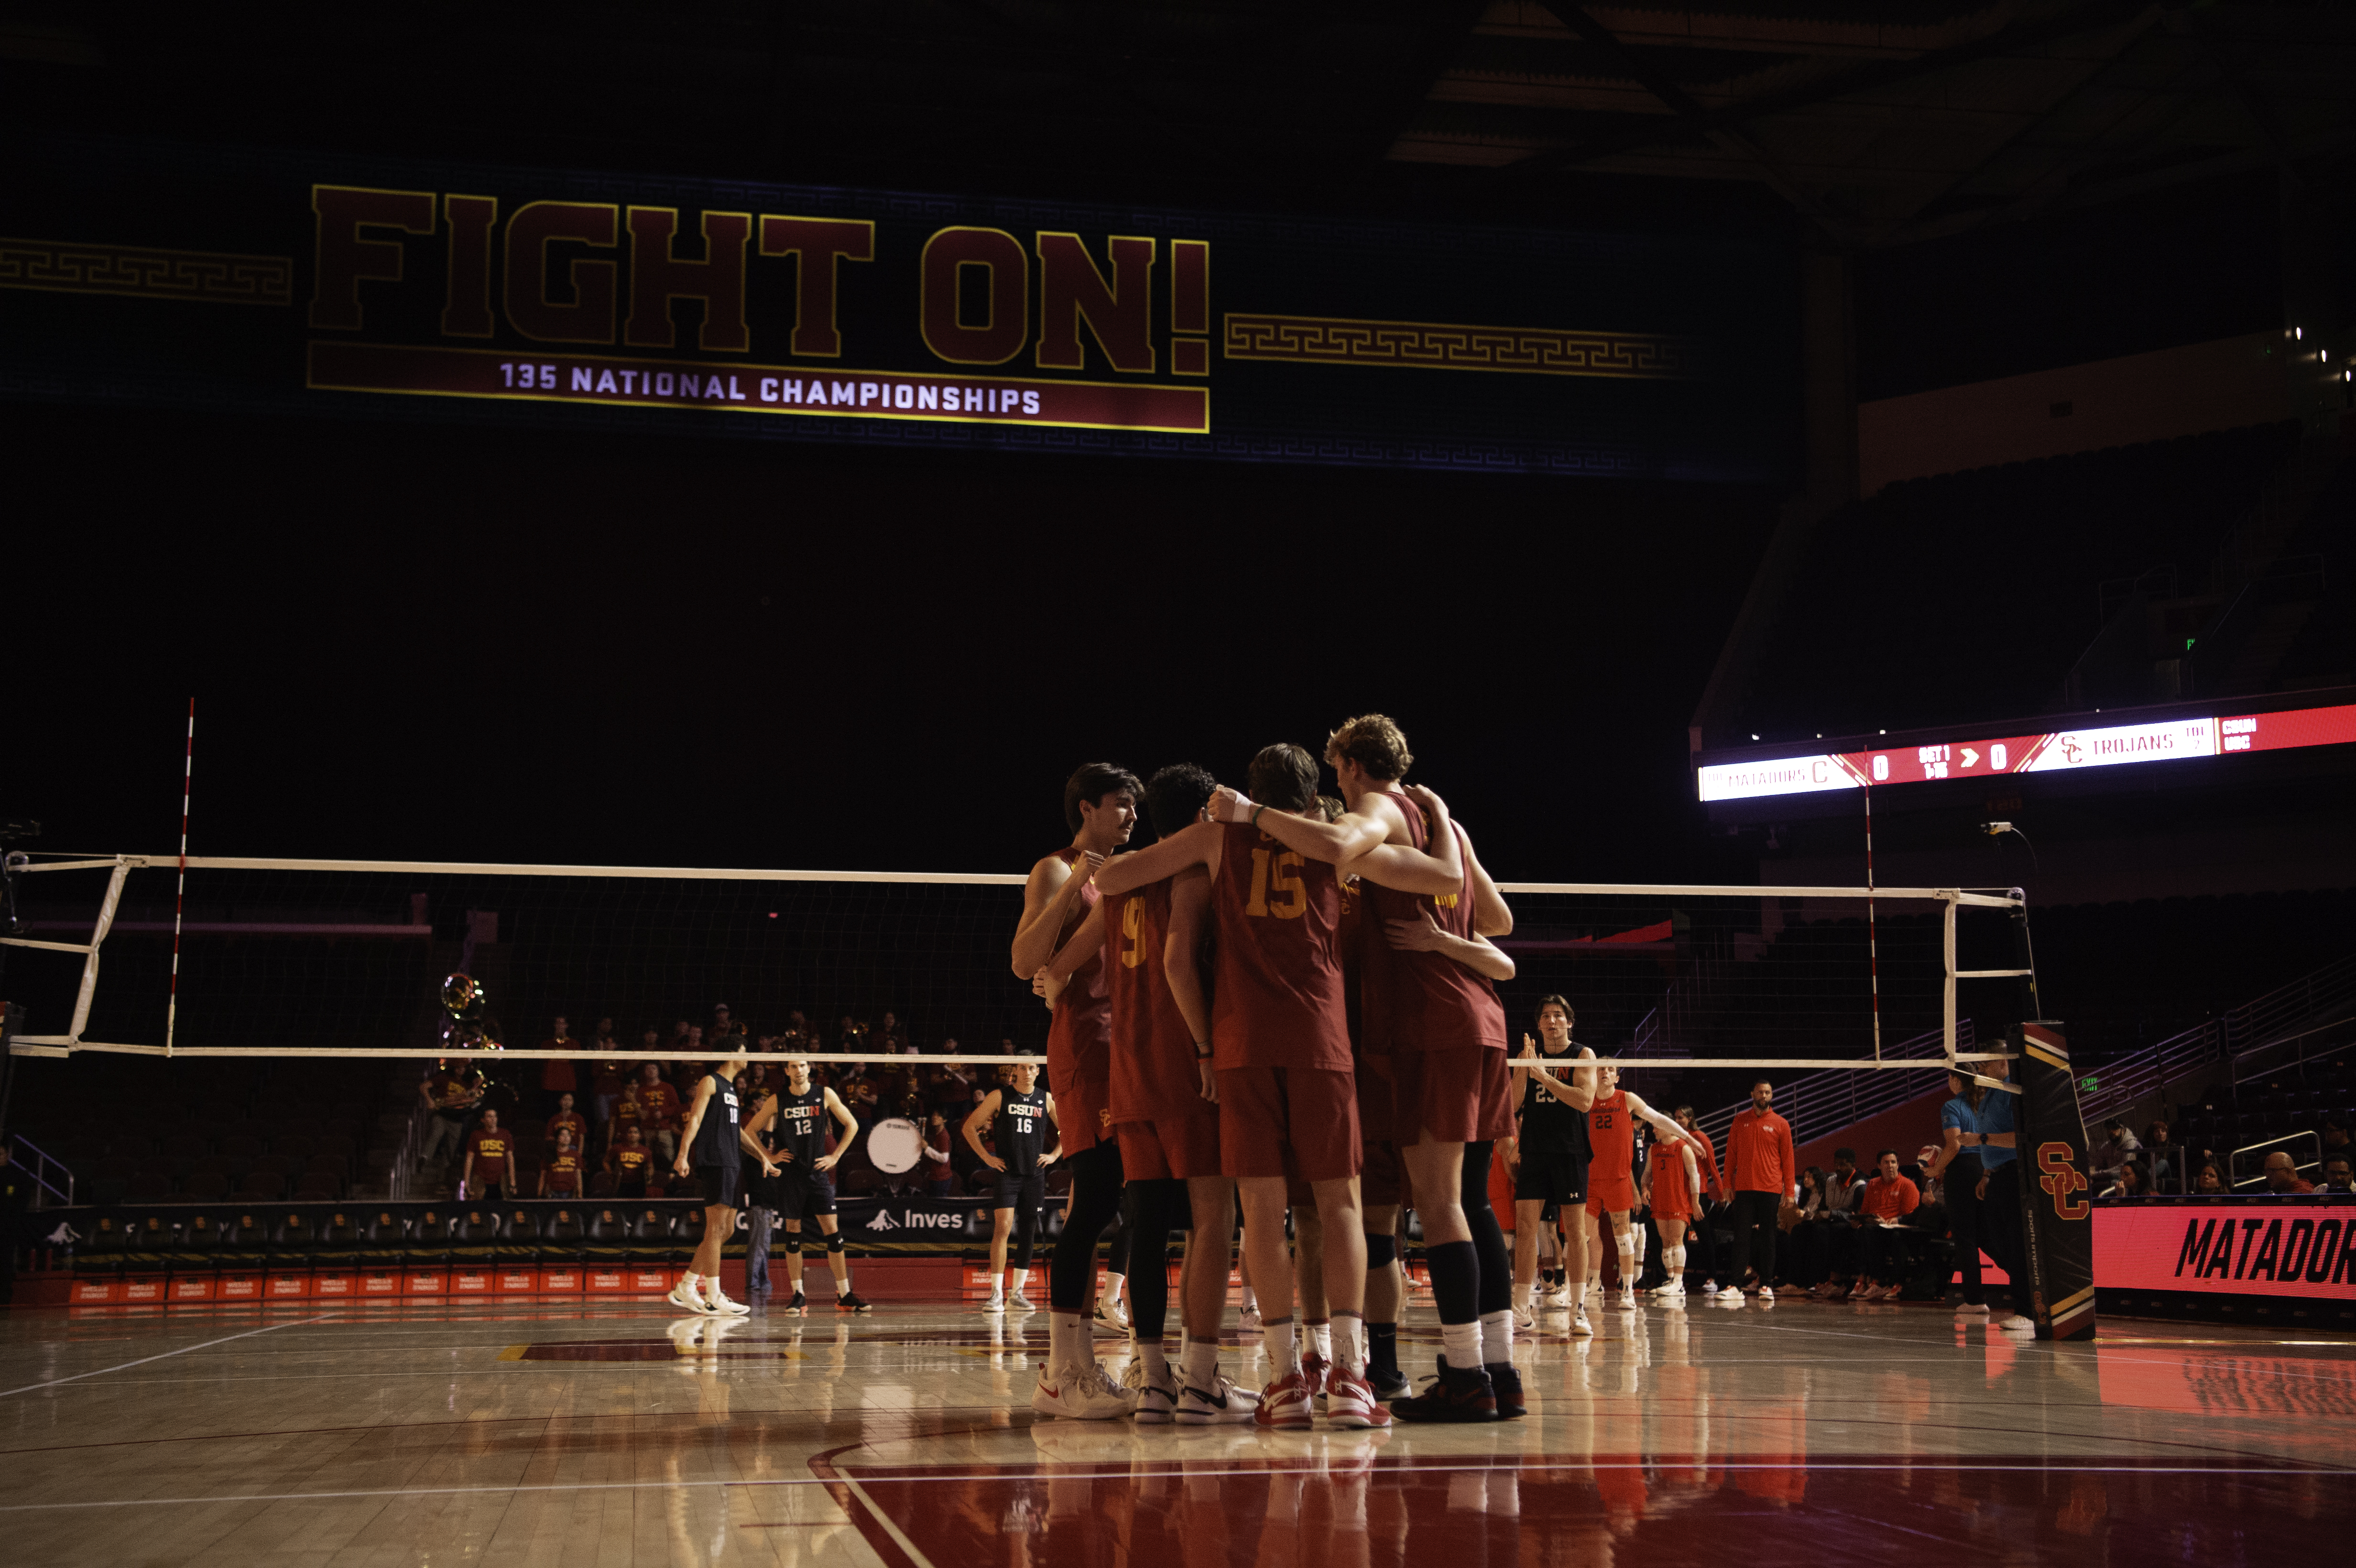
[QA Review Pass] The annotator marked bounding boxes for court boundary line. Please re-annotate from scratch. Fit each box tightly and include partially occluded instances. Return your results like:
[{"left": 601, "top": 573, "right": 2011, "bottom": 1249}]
[{"left": 0, "top": 1315, "right": 335, "bottom": 1399}]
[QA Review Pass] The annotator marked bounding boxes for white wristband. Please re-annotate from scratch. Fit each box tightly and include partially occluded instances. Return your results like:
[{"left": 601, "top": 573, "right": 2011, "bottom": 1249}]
[{"left": 1219, "top": 792, "right": 1257, "bottom": 823}]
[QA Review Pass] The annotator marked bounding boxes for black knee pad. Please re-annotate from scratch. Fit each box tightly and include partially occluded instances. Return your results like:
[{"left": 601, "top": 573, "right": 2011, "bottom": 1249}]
[
  {"left": 826, "top": 1233, "right": 846, "bottom": 1253},
  {"left": 1364, "top": 1233, "right": 1397, "bottom": 1270}
]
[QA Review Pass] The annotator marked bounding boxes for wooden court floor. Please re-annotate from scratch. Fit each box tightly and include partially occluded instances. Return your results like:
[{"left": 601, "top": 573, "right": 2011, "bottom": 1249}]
[{"left": 1, "top": 1294, "right": 2349, "bottom": 1567}]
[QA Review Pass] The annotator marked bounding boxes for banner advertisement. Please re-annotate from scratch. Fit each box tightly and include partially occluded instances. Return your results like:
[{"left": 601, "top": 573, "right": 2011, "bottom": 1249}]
[
  {"left": 2095, "top": 1198, "right": 2356, "bottom": 1301},
  {"left": 2013, "top": 1024, "right": 2098, "bottom": 1340},
  {"left": 3, "top": 132, "right": 1793, "bottom": 479}
]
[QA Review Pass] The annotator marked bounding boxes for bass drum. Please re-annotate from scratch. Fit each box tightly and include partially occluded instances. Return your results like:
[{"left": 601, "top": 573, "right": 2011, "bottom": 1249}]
[{"left": 866, "top": 1116, "right": 925, "bottom": 1175}]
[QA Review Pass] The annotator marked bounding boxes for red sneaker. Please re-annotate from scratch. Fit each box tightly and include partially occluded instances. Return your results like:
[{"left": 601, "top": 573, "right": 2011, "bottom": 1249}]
[
  {"left": 1253, "top": 1370, "right": 1314, "bottom": 1430},
  {"left": 1300, "top": 1350, "right": 1331, "bottom": 1411},
  {"left": 1324, "top": 1366, "right": 1393, "bottom": 1429}
]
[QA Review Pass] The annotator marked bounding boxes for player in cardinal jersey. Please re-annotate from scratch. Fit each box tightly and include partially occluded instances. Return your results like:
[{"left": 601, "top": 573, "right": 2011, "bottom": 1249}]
[
  {"left": 1011, "top": 762, "right": 1141, "bottom": 1420},
  {"left": 1642, "top": 1109, "right": 1705, "bottom": 1301},
  {"left": 1583, "top": 1061, "right": 1700, "bottom": 1311},
  {"left": 742, "top": 1058, "right": 870, "bottom": 1315},
  {"left": 962, "top": 1058, "right": 1058, "bottom": 1311},
  {"left": 1249, "top": 715, "right": 1519, "bottom": 1422},
  {"left": 1100, "top": 744, "right": 1462, "bottom": 1430},
  {"left": 1045, "top": 762, "right": 1254, "bottom": 1423}
]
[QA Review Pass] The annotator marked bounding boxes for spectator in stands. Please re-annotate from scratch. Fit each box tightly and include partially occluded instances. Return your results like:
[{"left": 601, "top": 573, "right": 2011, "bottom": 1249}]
[
  {"left": 879, "top": 1011, "right": 906, "bottom": 1052},
  {"left": 2196, "top": 1162, "right": 2226, "bottom": 1193},
  {"left": 538, "top": 1016, "right": 580, "bottom": 1117},
  {"left": 1854, "top": 1150, "right": 1920, "bottom": 1301},
  {"left": 417, "top": 1061, "right": 482, "bottom": 1176},
  {"left": 1719, "top": 1079, "right": 1797, "bottom": 1301},
  {"left": 2320, "top": 1154, "right": 2353, "bottom": 1194},
  {"left": 2099, "top": 1160, "right": 2150, "bottom": 1198},
  {"left": 610, "top": 1124, "right": 654, "bottom": 1199},
  {"left": 629, "top": 1063, "right": 683, "bottom": 1166},
  {"left": 2144, "top": 1122, "right": 2179, "bottom": 1193},
  {"left": 2092, "top": 1120, "right": 2142, "bottom": 1185},
  {"left": 2320, "top": 1117, "right": 2352, "bottom": 1164},
  {"left": 540, "top": 1128, "right": 585, "bottom": 1198},
  {"left": 545, "top": 1092, "right": 588, "bottom": 1160},
  {"left": 1782, "top": 1167, "right": 1831, "bottom": 1288},
  {"left": 461, "top": 1109, "right": 515, "bottom": 1202},
  {"left": 836, "top": 1014, "right": 870, "bottom": 1054},
  {"left": 2263, "top": 1151, "right": 2314, "bottom": 1195},
  {"left": 779, "top": 1010, "right": 811, "bottom": 1052},
  {"left": 922, "top": 1112, "right": 956, "bottom": 1197},
  {"left": 712, "top": 1002, "right": 743, "bottom": 1046}
]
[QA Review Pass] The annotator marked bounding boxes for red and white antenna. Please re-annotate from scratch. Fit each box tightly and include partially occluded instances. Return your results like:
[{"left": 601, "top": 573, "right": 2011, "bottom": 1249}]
[
  {"left": 1865, "top": 783, "right": 1882, "bottom": 1062},
  {"left": 165, "top": 699, "right": 194, "bottom": 1056}
]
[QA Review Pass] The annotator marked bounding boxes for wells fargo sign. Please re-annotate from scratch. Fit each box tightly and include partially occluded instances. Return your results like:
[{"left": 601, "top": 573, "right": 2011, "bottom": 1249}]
[{"left": 2, "top": 133, "right": 1793, "bottom": 477}]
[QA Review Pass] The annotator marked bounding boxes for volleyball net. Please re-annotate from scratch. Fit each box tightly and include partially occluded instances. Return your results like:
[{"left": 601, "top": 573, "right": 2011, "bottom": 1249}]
[{"left": 0, "top": 853, "right": 2039, "bottom": 1091}]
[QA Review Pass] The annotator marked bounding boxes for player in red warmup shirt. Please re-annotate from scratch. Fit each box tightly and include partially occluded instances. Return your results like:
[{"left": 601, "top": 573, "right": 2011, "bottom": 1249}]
[
  {"left": 1011, "top": 762, "right": 1141, "bottom": 1421},
  {"left": 1096, "top": 742, "right": 1462, "bottom": 1430},
  {"left": 1584, "top": 1063, "right": 1700, "bottom": 1312}
]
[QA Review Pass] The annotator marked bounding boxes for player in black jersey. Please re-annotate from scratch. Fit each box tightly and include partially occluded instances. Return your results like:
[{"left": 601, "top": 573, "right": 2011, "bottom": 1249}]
[
  {"left": 961, "top": 1057, "right": 1058, "bottom": 1313},
  {"left": 1507, "top": 996, "right": 1598, "bottom": 1335},
  {"left": 669, "top": 1050, "right": 775, "bottom": 1317},
  {"left": 742, "top": 1058, "right": 872, "bottom": 1314}
]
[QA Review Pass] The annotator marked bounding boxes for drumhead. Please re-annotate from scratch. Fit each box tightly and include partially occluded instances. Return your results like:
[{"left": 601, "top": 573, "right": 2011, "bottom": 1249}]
[{"left": 867, "top": 1117, "right": 924, "bottom": 1174}]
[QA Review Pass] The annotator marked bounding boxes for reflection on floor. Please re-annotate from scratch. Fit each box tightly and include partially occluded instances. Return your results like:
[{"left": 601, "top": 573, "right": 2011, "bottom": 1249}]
[{"left": 0, "top": 1295, "right": 2349, "bottom": 1566}]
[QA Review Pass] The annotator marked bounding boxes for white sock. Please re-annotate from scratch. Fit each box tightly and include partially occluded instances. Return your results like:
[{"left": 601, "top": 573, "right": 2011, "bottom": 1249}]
[
  {"left": 1049, "top": 1310, "right": 1085, "bottom": 1373},
  {"left": 1263, "top": 1316, "right": 1298, "bottom": 1375},
  {"left": 1332, "top": 1315, "right": 1364, "bottom": 1375},
  {"left": 1516, "top": 1281, "right": 1534, "bottom": 1310},
  {"left": 1307, "top": 1320, "right": 1332, "bottom": 1361},
  {"left": 1440, "top": 1318, "right": 1481, "bottom": 1369},
  {"left": 680, "top": 1271, "right": 700, "bottom": 1290},
  {"left": 1106, "top": 1274, "right": 1125, "bottom": 1305},
  {"left": 1008, "top": 1268, "right": 1027, "bottom": 1296},
  {"left": 1136, "top": 1335, "right": 1170, "bottom": 1383},
  {"left": 1182, "top": 1337, "right": 1220, "bottom": 1390},
  {"left": 1240, "top": 1285, "right": 1258, "bottom": 1313},
  {"left": 989, "top": 1277, "right": 1005, "bottom": 1301},
  {"left": 835, "top": 1275, "right": 852, "bottom": 1296},
  {"left": 1481, "top": 1307, "right": 1513, "bottom": 1364}
]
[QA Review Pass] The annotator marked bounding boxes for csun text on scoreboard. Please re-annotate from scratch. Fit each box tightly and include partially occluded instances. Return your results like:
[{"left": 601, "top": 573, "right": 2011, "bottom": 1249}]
[{"left": 1698, "top": 700, "right": 2356, "bottom": 803}]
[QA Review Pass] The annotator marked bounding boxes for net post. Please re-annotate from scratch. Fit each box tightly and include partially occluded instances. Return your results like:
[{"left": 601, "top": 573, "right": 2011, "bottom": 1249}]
[
  {"left": 1942, "top": 893, "right": 1958, "bottom": 1069},
  {"left": 2012, "top": 1021, "right": 2097, "bottom": 1341},
  {"left": 1865, "top": 784, "right": 1881, "bottom": 1061},
  {"left": 166, "top": 698, "right": 194, "bottom": 1058}
]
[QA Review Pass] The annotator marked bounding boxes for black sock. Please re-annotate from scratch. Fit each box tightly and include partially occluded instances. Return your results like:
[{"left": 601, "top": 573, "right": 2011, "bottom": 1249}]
[
  {"left": 1369, "top": 1322, "right": 1398, "bottom": 1379},
  {"left": 1427, "top": 1238, "right": 1479, "bottom": 1326}
]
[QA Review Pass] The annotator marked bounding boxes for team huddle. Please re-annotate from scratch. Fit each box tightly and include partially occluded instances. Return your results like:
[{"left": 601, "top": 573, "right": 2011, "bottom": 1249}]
[{"left": 1003, "top": 715, "right": 1711, "bottom": 1429}]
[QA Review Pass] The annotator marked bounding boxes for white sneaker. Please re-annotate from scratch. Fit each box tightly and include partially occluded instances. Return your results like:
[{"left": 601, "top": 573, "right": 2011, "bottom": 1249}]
[
  {"left": 1955, "top": 1301, "right": 1989, "bottom": 1316},
  {"left": 703, "top": 1285, "right": 753, "bottom": 1316},
  {"left": 1755, "top": 1285, "right": 1775, "bottom": 1302},
  {"left": 1997, "top": 1313, "right": 2037, "bottom": 1334},
  {"left": 1713, "top": 1285, "right": 1744, "bottom": 1302},
  {"left": 1008, "top": 1289, "right": 1035, "bottom": 1310},
  {"left": 1033, "top": 1360, "right": 1135, "bottom": 1420},
  {"left": 1571, "top": 1309, "right": 1595, "bottom": 1336},
  {"left": 1663, "top": 1287, "right": 1688, "bottom": 1309},
  {"left": 1513, "top": 1302, "right": 1536, "bottom": 1332},
  {"left": 983, "top": 1295, "right": 1006, "bottom": 1314},
  {"left": 1097, "top": 1297, "right": 1131, "bottom": 1330},
  {"left": 1615, "top": 1286, "right": 1636, "bottom": 1311},
  {"left": 1651, "top": 1280, "right": 1684, "bottom": 1298},
  {"left": 1238, "top": 1304, "right": 1262, "bottom": 1331},
  {"left": 667, "top": 1281, "right": 713, "bottom": 1315},
  {"left": 1542, "top": 1281, "right": 1572, "bottom": 1308},
  {"left": 1175, "top": 1370, "right": 1257, "bottom": 1424},
  {"left": 1121, "top": 1358, "right": 1179, "bottom": 1424}
]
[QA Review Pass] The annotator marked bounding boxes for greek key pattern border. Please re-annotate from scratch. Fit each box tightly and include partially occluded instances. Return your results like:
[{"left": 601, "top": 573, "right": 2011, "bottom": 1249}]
[
  {"left": 0, "top": 237, "right": 293, "bottom": 306},
  {"left": 1224, "top": 313, "right": 1693, "bottom": 380}
]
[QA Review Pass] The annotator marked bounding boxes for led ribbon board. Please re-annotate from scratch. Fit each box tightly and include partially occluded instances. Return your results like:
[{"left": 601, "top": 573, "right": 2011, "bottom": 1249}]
[{"left": 1698, "top": 701, "right": 2356, "bottom": 803}]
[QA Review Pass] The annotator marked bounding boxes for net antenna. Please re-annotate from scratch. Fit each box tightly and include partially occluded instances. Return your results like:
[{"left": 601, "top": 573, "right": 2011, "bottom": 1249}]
[
  {"left": 165, "top": 698, "right": 195, "bottom": 1056},
  {"left": 1865, "top": 782, "right": 1882, "bottom": 1062}
]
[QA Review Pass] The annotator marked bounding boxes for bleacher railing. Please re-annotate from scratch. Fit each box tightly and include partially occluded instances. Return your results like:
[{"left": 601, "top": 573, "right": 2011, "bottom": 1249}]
[
  {"left": 2080, "top": 951, "right": 2356, "bottom": 1124},
  {"left": 1690, "top": 1019, "right": 1974, "bottom": 1154},
  {"left": 7, "top": 1131, "right": 75, "bottom": 1209}
]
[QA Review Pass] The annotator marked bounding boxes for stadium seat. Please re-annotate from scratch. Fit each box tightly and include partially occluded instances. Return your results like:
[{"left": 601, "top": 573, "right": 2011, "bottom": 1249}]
[
  {"left": 588, "top": 1171, "right": 618, "bottom": 1197},
  {"left": 539, "top": 1209, "right": 586, "bottom": 1263},
  {"left": 271, "top": 1213, "right": 318, "bottom": 1265},
  {"left": 272, "top": 1134, "right": 315, "bottom": 1161},
  {"left": 124, "top": 1172, "right": 173, "bottom": 1200},
  {"left": 408, "top": 1210, "right": 452, "bottom": 1264},
  {"left": 224, "top": 1213, "right": 274, "bottom": 1268},
  {"left": 498, "top": 1210, "right": 541, "bottom": 1267},
  {"left": 162, "top": 1132, "right": 210, "bottom": 1162},
  {"left": 626, "top": 1209, "right": 674, "bottom": 1265},
  {"left": 236, "top": 1171, "right": 288, "bottom": 1201},
  {"left": 675, "top": 1208, "right": 707, "bottom": 1254},
  {"left": 294, "top": 1171, "right": 340, "bottom": 1200},
  {"left": 218, "top": 1132, "right": 264, "bottom": 1164},
  {"left": 315, "top": 1213, "right": 362, "bottom": 1269},
  {"left": 248, "top": 1154, "right": 297, "bottom": 1178},
  {"left": 183, "top": 1171, "right": 231, "bottom": 1201}
]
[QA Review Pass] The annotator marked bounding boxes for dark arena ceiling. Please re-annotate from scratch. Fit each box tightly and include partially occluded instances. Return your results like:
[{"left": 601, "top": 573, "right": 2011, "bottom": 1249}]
[{"left": 4, "top": 1, "right": 2353, "bottom": 242}]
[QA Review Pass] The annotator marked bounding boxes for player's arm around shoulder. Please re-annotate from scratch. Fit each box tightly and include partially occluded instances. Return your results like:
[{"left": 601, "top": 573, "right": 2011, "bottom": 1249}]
[
  {"left": 1462, "top": 827, "right": 1512, "bottom": 937},
  {"left": 1337, "top": 784, "right": 1462, "bottom": 894},
  {"left": 1012, "top": 850, "right": 1098, "bottom": 978},
  {"left": 1095, "top": 821, "right": 1218, "bottom": 898}
]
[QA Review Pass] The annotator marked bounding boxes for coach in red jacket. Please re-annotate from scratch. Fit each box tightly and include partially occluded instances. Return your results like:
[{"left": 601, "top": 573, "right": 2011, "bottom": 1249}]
[{"left": 1718, "top": 1079, "right": 1798, "bottom": 1301}]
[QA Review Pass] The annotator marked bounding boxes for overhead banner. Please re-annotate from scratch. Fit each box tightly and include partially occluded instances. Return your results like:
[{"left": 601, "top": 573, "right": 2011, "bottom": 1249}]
[
  {"left": 2, "top": 132, "right": 1792, "bottom": 479},
  {"left": 1697, "top": 700, "right": 2356, "bottom": 802}
]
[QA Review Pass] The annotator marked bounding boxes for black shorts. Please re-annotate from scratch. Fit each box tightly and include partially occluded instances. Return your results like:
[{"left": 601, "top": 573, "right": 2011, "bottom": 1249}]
[
  {"left": 1515, "top": 1148, "right": 1588, "bottom": 1206},
  {"left": 746, "top": 1166, "right": 785, "bottom": 1209},
  {"left": 779, "top": 1166, "right": 837, "bottom": 1221},
  {"left": 993, "top": 1167, "right": 1045, "bottom": 1215},
  {"left": 698, "top": 1163, "right": 742, "bottom": 1207}
]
